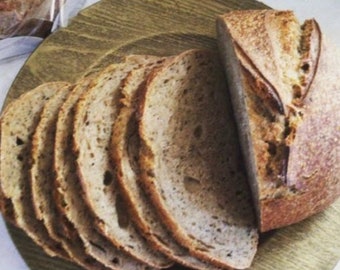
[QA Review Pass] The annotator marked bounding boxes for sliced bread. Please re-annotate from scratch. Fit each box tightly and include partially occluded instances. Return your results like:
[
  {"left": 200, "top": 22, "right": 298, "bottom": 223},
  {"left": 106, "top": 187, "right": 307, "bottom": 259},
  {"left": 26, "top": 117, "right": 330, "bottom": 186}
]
[
  {"left": 111, "top": 64, "right": 223, "bottom": 270},
  {"left": 54, "top": 76, "right": 152, "bottom": 270},
  {"left": 30, "top": 84, "right": 74, "bottom": 239},
  {"left": 138, "top": 49, "right": 258, "bottom": 269},
  {"left": 0, "top": 82, "right": 70, "bottom": 259},
  {"left": 29, "top": 82, "right": 112, "bottom": 270},
  {"left": 73, "top": 55, "right": 172, "bottom": 269},
  {"left": 216, "top": 10, "right": 340, "bottom": 232}
]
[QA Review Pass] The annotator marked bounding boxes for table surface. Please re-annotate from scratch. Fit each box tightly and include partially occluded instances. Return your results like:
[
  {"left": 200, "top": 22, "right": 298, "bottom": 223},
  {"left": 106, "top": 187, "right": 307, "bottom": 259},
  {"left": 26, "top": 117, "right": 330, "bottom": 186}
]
[{"left": 0, "top": 0, "right": 339, "bottom": 269}]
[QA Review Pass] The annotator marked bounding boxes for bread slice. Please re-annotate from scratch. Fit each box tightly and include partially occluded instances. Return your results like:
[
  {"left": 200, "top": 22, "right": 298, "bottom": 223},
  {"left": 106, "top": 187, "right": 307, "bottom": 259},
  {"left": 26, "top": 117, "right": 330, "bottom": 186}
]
[
  {"left": 54, "top": 76, "right": 152, "bottom": 270},
  {"left": 112, "top": 63, "right": 223, "bottom": 270},
  {"left": 73, "top": 55, "right": 172, "bottom": 268},
  {"left": 29, "top": 82, "right": 113, "bottom": 270},
  {"left": 0, "top": 82, "right": 70, "bottom": 259},
  {"left": 216, "top": 10, "right": 340, "bottom": 232},
  {"left": 30, "top": 84, "right": 74, "bottom": 238},
  {"left": 138, "top": 49, "right": 258, "bottom": 269}
]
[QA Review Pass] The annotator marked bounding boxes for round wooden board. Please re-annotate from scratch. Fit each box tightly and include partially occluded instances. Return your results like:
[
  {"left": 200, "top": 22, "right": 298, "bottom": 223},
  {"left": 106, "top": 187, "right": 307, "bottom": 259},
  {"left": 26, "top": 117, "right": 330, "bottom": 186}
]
[{"left": 4, "top": 0, "right": 340, "bottom": 269}]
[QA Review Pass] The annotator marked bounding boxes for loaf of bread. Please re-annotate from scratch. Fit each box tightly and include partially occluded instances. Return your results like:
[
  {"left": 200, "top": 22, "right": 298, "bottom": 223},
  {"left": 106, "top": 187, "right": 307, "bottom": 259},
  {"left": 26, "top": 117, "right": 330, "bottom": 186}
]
[
  {"left": 138, "top": 49, "right": 258, "bottom": 269},
  {"left": 1, "top": 9, "right": 338, "bottom": 270},
  {"left": 217, "top": 10, "right": 340, "bottom": 232}
]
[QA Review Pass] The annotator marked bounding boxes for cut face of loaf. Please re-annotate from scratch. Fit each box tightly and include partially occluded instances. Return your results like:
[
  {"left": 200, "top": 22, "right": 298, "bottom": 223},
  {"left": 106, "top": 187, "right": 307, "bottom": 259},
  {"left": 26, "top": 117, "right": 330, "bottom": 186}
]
[
  {"left": 0, "top": 82, "right": 71, "bottom": 259},
  {"left": 73, "top": 55, "right": 172, "bottom": 268},
  {"left": 54, "top": 77, "right": 151, "bottom": 270},
  {"left": 139, "top": 49, "right": 258, "bottom": 270},
  {"left": 217, "top": 10, "right": 340, "bottom": 232}
]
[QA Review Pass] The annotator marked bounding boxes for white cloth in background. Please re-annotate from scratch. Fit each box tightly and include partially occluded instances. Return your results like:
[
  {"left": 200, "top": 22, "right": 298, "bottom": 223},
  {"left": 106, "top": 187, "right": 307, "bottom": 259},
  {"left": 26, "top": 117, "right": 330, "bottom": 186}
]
[{"left": 0, "top": 0, "right": 100, "bottom": 111}]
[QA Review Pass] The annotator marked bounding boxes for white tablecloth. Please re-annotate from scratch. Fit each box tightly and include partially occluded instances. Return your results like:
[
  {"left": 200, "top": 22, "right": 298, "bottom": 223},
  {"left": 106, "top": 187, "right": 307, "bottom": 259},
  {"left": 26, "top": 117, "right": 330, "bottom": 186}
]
[{"left": 0, "top": 0, "right": 339, "bottom": 269}]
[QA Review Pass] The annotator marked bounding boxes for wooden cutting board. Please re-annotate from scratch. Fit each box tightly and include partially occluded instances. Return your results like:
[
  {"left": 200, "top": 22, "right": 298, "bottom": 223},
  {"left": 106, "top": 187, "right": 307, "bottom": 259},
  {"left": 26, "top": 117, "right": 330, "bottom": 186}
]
[{"left": 4, "top": 0, "right": 340, "bottom": 269}]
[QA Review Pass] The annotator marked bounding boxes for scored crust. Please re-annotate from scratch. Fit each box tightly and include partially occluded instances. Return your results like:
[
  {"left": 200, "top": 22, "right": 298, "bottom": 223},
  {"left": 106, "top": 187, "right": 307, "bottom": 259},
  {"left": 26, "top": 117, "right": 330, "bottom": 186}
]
[{"left": 217, "top": 10, "right": 340, "bottom": 232}]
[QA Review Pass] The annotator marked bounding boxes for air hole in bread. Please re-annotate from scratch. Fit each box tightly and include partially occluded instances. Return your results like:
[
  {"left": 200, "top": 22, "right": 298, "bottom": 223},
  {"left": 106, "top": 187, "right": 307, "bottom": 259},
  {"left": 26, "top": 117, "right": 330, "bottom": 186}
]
[
  {"left": 267, "top": 142, "right": 277, "bottom": 156},
  {"left": 111, "top": 257, "right": 120, "bottom": 264},
  {"left": 115, "top": 193, "right": 130, "bottom": 228},
  {"left": 103, "top": 170, "right": 113, "bottom": 186},
  {"left": 193, "top": 125, "right": 203, "bottom": 139},
  {"left": 16, "top": 137, "right": 24, "bottom": 145},
  {"left": 17, "top": 154, "right": 23, "bottom": 161},
  {"left": 292, "top": 84, "right": 302, "bottom": 98},
  {"left": 147, "top": 169, "right": 155, "bottom": 177},
  {"left": 301, "top": 62, "right": 310, "bottom": 73},
  {"left": 283, "top": 118, "right": 292, "bottom": 138},
  {"left": 184, "top": 176, "right": 201, "bottom": 193}
]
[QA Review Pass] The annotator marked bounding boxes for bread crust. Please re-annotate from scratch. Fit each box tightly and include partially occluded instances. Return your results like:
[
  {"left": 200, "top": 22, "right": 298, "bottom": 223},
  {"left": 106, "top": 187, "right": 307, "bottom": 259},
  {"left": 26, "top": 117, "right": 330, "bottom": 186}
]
[
  {"left": 73, "top": 56, "right": 172, "bottom": 268},
  {"left": 217, "top": 10, "right": 340, "bottom": 232},
  {"left": 54, "top": 77, "right": 151, "bottom": 270},
  {"left": 0, "top": 82, "right": 71, "bottom": 259},
  {"left": 138, "top": 49, "right": 258, "bottom": 269}
]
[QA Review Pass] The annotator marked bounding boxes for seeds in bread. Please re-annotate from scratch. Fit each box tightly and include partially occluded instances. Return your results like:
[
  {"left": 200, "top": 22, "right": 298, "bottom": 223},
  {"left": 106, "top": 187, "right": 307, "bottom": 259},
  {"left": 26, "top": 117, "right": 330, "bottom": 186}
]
[
  {"left": 73, "top": 56, "right": 172, "bottom": 268},
  {"left": 111, "top": 65, "right": 223, "bottom": 270},
  {"left": 138, "top": 49, "right": 258, "bottom": 269},
  {"left": 54, "top": 77, "right": 151, "bottom": 270},
  {"left": 0, "top": 82, "right": 70, "bottom": 259}
]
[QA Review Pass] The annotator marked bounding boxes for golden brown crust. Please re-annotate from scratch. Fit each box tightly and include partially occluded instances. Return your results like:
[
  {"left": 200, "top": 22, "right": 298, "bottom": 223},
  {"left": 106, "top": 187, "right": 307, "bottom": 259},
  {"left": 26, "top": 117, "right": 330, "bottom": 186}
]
[
  {"left": 261, "top": 38, "right": 340, "bottom": 231},
  {"left": 217, "top": 10, "right": 340, "bottom": 232}
]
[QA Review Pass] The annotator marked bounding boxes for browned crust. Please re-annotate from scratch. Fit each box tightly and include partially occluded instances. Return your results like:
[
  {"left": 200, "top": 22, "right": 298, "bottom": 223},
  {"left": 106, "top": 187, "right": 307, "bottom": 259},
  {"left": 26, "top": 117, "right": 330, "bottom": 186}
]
[
  {"left": 260, "top": 38, "right": 340, "bottom": 232},
  {"left": 0, "top": 81, "right": 71, "bottom": 259},
  {"left": 260, "top": 174, "right": 339, "bottom": 232},
  {"left": 0, "top": 190, "right": 16, "bottom": 226},
  {"left": 138, "top": 49, "right": 258, "bottom": 269},
  {"left": 234, "top": 42, "right": 284, "bottom": 114},
  {"left": 297, "top": 19, "right": 321, "bottom": 102},
  {"left": 217, "top": 10, "right": 340, "bottom": 232},
  {"left": 112, "top": 65, "right": 218, "bottom": 270},
  {"left": 72, "top": 60, "right": 172, "bottom": 269}
]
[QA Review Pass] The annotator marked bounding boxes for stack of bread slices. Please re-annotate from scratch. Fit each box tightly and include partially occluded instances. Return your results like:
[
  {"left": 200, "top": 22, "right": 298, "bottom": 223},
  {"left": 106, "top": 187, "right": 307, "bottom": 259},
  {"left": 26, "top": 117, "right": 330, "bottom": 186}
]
[{"left": 0, "top": 10, "right": 339, "bottom": 270}]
